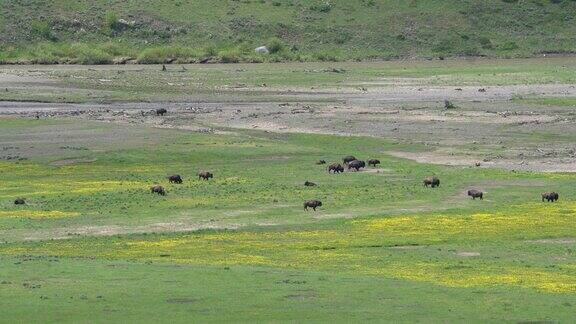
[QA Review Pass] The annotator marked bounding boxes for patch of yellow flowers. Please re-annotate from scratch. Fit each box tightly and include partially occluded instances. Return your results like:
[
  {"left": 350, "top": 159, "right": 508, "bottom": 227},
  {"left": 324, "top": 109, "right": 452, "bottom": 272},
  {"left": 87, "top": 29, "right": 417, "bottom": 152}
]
[
  {"left": 0, "top": 210, "right": 79, "bottom": 219},
  {"left": 2, "top": 202, "right": 576, "bottom": 293}
]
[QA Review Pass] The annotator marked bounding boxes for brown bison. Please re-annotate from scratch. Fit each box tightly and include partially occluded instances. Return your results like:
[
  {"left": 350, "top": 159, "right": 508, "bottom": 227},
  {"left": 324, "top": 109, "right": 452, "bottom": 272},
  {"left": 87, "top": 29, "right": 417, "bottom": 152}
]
[
  {"left": 328, "top": 163, "right": 344, "bottom": 174},
  {"left": 316, "top": 160, "right": 327, "bottom": 165},
  {"left": 151, "top": 185, "right": 166, "bottom": 196},
  {"left": 348, "top": 160, "right": 366, "bottom": 171},
  {"left": 198, "top": 171, "right": 213, "bottom": 180},
  {"left": 156, "top": 108, "right": 167, "bottom": 116},
  {"left": 468, "top": 189, "right": 483, "bottom": 200},
  {"left": 304, "top": 181, "right": 317, "bottom": 187},
  {"left": 368, "top": 159, "right": 380, "bottom": 167},
  {"left": 423, "top": 177, "right": 440, "bottom": 188},
  {"left": 14, "top": 198, "right": 26, "bottom": 205},
  {"left": 342, "top": 155, "right": 357, "bottom": 164},
  {"left": 542, "top": 192, "right": 559, "bottom": 202},
  {"left": 168, "top": 174, "right": 183, "bottom": 184},
  {"left": 304, "top": 200, "right": 322, "bottom": 211}
]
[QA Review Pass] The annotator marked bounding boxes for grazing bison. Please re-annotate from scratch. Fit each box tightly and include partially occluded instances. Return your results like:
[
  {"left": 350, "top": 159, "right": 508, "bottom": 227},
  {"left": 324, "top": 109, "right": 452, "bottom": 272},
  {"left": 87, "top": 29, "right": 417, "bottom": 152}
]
[
  {"left": 156, "top": 108, "right": 167, "bottom": 116},
  {"left": 198, "top": 171, "right": 213, "bottom": 180},
  {"left": 342, "top": 155, "right": 357, "bottom": 164},
  {"left": 151, "top": 185, "right": 166, "bottom": 196},
  {"left": 423, "top": 177, "right": 440, "bottom": 188},
  {"left": 542, "top": 192, "right": 559, "bottom": 202},
  {"left": 316, "top": 160, "right": 326, "bottom": 165},
  {"left": 304, "top": 181, "right": 317, "bottom": 187},
  {"left": 168, "top": 174, "right": 183, "bottom": 184},
  {"left": 468, "top": 189, "right": 483, "bottom": 200},
  {"left": 328, "top": 163, "right": 344, "bottom": 174},
  {"left": 348, "top": 160, "right": 366, "bottom": 171},
  {"left": 368, "top": 159, "right": 380, "bottom": 167},
  {"left": 14, "top": 198, "right": 25, "bottom": 205},
  {"left": 304, "top": 200, "right": 322, "bottom": 211}
]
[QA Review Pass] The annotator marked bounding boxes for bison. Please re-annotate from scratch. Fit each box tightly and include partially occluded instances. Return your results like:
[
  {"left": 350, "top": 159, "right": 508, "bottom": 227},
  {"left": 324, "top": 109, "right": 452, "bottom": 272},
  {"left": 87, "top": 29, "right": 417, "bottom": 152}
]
[
  {"left": 468, "top": 189, "right": 483, "bottom": 200},
  {"left": 542, "top": 192, "right": 559, "bottom": 202},
  {"left": 14, "top": 198, "right": 25, "bottom": 205},
  {"left": 316, "top": 160, "right": 327, "bottom": 165},
  {"left": 156, "top": 108, "right": 167, "bottom": 116},
  {"left": 368, "top": 159, "right": 380, "bottom": 167},
  {"left": 342, "top": 155, "right": 357, "bottom": 164},
  {"left": 348, "top": 160, "right": 366, "bottom": 171},
  {"left": 151, "top": 185, "right": 166, "bottom": 196},
  {"left": 168, "top": 174, "right": 183, "bottom": 184},
  {"left": 328, "top": 163, "right": 344, "bottom": 174},
  {"left": 198, "top": 171, "right": 213, "bottom": 180},
  {"left": 304, "top": 200, "right": 322, "bottom": 211},
  {"left": 304, "top": 181, "right": 317, "bottom": 187},
  {"left": 423, "top": 177, "right": 440, "bottom": 188}
]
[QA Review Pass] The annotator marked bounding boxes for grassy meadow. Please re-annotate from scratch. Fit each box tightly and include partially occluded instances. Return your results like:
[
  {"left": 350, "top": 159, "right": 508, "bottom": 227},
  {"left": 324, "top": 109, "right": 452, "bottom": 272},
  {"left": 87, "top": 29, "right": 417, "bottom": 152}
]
[{"left": 0, "top": 117, "right": 575, "bottom": 322}]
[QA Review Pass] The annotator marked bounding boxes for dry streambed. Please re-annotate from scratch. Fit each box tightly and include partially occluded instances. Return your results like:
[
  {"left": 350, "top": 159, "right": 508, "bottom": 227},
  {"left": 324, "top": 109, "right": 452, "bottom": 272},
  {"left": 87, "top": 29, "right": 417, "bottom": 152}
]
[{"left": 1, "top": 63, "right": 575, "bottom": 172}]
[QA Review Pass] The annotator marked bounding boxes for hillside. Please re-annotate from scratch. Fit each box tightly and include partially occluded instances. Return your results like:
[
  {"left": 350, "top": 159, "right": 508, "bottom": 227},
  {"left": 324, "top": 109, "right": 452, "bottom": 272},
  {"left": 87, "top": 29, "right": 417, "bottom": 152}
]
[{"left": 1, "top": 0, "right": 575, "bottom": 64}]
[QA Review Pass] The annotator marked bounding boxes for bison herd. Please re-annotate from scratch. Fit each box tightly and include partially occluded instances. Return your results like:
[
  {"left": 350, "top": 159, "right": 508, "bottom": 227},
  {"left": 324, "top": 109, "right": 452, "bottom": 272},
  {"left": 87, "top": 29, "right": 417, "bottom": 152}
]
[
  {"left": 300, "top": 155, "right": 563, "bottom": 212},
  {"left": 149, "top": 171, "right": 214, "bottom": 197},
  {"left": 145, "top": 155, "right": 562, "bottom": 212},
  {"left": 9, "top": 156, "right": 562, "bottom": 213}
]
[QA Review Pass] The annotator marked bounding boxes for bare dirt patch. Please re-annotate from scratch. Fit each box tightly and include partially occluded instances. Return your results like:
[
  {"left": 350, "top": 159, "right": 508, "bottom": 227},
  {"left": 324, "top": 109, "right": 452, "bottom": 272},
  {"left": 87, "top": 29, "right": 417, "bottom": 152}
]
[
  {"left": 50, "top": 158, "right": 97, "bottom": 166},
  {"left": 527, "top": 238, "right": 576, "bottom": 244},
  {"left": 457, "top": 252, "right": 481, "bottom": 257}
]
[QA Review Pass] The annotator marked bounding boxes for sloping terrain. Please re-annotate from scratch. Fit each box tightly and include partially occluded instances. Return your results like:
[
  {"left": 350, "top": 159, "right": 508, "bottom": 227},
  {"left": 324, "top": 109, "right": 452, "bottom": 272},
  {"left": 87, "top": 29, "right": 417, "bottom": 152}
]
[{"left": 0, "top": 0, "right": 575, "bottom": 63}]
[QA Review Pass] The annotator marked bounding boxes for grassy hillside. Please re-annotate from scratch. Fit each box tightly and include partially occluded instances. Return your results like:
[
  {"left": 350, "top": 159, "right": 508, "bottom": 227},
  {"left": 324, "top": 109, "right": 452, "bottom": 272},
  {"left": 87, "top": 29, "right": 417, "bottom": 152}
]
[{"left": 0, "top": 0, "right": 575, "bottom": 64}]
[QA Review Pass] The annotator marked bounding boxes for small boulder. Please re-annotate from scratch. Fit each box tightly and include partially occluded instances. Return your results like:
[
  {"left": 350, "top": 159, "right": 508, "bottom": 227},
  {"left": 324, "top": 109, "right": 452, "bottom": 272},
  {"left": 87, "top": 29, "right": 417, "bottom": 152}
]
[{"left": 255, "top": 46, "right": 270, "bottom": 54}]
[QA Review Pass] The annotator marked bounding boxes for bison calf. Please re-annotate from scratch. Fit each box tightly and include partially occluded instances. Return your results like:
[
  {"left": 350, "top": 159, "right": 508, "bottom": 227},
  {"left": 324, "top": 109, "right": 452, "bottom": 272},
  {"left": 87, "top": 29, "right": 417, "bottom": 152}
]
[
  {"left": 198, "top": 171, "right": 213, "bottom": 180},
  {"left": 423, "top": 177, "right": 440, "bottom": 188},
  {"left": 151, "top": 185, "right": 166, "bottom": 196},
  {"left": 328, "top": 163, "right": 344, "bottom": 174},
  {"left": 368, "top": 159, "right": 380, "bottom": 167},
  {"left": 468, "top": 189, "right": 483, "bottom": 200},
  {"left": 304, "top": 200, "right": 322, "bottom": 211},
  {"left": 168, "top": 174, "right": 183, "bottom": 184}
]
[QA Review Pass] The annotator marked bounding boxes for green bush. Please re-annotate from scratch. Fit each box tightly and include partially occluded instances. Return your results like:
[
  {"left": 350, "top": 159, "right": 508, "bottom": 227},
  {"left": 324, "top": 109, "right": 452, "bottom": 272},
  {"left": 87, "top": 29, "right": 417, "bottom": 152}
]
[
  {"left": 30, "top": 21, "right": 57, "bottom": 41},
  {"left": 267, "top": 38, "right": 285, "bottom": 54},
  {"left": 218, "top": 49, "right": 241, "bottom": 63}
]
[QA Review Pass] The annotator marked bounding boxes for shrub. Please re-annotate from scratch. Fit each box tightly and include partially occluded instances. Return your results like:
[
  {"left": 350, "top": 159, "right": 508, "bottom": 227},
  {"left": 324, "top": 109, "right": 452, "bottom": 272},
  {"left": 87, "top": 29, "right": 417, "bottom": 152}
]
[
  {"left": 267, "top": 38, "right": 285, "bottom": 54},
  {"left": 444, "top": 100, "right": 456, "bottom": 109},
  {"left": 310, "top": 1, "right": 332, "bottom": 13},
  {"left": 218, "top": 49, "right": 241, "bottom": 63},
  {"left": 31, "top": 21, "right": 57, "bottom": 41}
]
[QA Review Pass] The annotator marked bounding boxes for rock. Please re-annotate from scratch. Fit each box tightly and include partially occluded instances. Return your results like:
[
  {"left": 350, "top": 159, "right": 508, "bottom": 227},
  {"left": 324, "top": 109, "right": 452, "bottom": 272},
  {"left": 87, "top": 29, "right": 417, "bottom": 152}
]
[
  {"left": 117, "top": 19, "right": 135, "bottom": 27},
  {"left": 255, "top": 46, "right": 270, "bottom": 54}
]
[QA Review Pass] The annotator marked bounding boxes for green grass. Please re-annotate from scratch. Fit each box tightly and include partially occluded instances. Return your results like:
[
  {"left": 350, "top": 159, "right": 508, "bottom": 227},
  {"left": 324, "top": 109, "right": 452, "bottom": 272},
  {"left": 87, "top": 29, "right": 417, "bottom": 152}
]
[
  {"left": 1, "top": 0, "right": 576, "bottom": 63},
  {"left": 1, "top": 118, "right": 575, "bottom": 322},
  {"left": 513, "top": 96, "right": 576, "bottom": 107}
]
